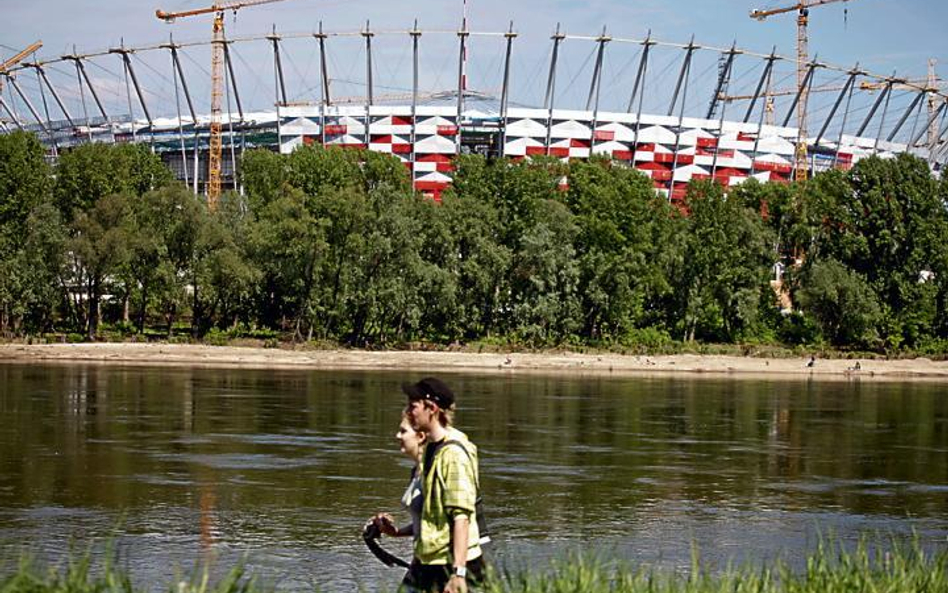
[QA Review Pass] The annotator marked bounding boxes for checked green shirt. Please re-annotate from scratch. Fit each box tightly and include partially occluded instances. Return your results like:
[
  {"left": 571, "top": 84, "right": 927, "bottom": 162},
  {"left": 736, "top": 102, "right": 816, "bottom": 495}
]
[{"left": 415, "top": 427, "right": 483, "bottom": 565}]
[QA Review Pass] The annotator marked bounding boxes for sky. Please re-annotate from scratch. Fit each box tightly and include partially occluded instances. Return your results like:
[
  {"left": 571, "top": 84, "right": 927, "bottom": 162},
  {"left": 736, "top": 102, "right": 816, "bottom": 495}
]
[{"left": 2, "top": 0, "right": 947, "bottom": 121}]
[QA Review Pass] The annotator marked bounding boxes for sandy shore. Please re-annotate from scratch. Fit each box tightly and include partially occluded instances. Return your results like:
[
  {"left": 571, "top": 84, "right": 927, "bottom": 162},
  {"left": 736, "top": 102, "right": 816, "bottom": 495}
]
[{"left": 1, "top": 342, "right": 947, "bottom": 380}]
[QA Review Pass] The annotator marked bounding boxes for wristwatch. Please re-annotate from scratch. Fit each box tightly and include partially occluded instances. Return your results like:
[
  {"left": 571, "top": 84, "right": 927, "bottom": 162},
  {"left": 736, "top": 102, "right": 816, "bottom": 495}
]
[{"left": 453, "top": 566, "right": 467, "bottom": 578}]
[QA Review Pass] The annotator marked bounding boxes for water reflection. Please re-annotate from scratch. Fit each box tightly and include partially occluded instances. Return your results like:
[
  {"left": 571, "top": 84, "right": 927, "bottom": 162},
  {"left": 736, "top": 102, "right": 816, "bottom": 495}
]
[{"left": 0, "top": 365, "right": 945, "bottom": 591}]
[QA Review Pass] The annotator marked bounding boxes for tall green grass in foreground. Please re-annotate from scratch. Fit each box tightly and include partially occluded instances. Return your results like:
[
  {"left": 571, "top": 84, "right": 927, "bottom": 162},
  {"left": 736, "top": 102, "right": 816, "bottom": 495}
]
[
  {"left": 485, "top": 538, "right": 948, "bottom": 593},
  {"left": 1, "top": 538, "right": 945, "bottom": 593},
  {"left": 0, "top": 553, "right": 258, "bottom": 593}
]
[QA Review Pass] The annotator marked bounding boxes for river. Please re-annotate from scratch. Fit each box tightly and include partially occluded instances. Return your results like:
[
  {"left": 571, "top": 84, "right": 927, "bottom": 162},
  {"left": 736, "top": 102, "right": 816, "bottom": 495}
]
[{"left": 0, "top": 364, "right": 945, "bottom": 590}]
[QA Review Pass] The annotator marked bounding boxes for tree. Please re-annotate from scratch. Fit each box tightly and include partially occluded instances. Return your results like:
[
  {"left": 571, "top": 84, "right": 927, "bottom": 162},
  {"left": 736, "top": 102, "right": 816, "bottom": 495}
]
[
  {"left": 565, "top": 157, "right": 681, "bottom": 341},
  {"left": 1, "top": 203, "right": 66, "bottom": 335},
  {"left": 133, "top": 185, "right": 208, "bottom": 337},
  {"left": 54, "top": 143, "right": 172, "bottom": 221},
  {"left": 247, "top": 187, "right": 328, "bottom": 340},
  {"left": 124, "top": 194, "right": 168, "bottom": 334},
  {"left": 342, "top": 187, "right": 429, "bottom": 345},
  {"left": 0, "top": 131, "right": 52, "bottom": 230},
  {"left": 449, "top": 155, "right": 566, "bottom": 250},
  {"left": 240, "top": 148, "right": 287, "bottom": 212},
  {"left": 0, "top": 132, "right": 55, "bottom": 334},
  {"left": 191, "top": 196, "right": 259, "bottom": 338},
  {"left": 675, "top": 180, "right": 775, "bottom": 342},
  {"left": 804, "top": 155, "right": 948, "bottom": 348},
  {"left": 508, "top": 198, "right": 581, "bottom": 344},
  {"left": 431, "top": 190, "right": 511, "bottom": 340},
  {"left": 798, "top": 259, "right": 881, "bottom": 348},
  {"left": 68, "top": 193, "right": 134, "bottom": 339}
]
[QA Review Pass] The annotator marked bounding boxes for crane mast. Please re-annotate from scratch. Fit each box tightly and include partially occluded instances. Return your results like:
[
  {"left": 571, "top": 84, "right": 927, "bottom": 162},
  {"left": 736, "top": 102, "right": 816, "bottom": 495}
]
[
  {"left": 209, "top": 11, "right": 225, "bottom": 208},
  {"left": 157, "top": 0, "right": 293, "bottom": 210},
  {"left": 750, "top": 0, "right": 857, "bottom": 181},
  {"left": 796, "top": 7, "right": 808, "bottom": 181}
]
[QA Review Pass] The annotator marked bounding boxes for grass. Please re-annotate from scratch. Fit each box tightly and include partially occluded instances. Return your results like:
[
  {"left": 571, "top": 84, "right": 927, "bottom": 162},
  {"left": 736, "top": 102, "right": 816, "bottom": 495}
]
[
  {"left": 0, "top": 548, "right": 262, "bottom": 593},
  {"left": 1, "top": 537, "right": 945, "bottom": 593},
  {"left": 485, "top": 537, "right": 948, "bottom": 593}
]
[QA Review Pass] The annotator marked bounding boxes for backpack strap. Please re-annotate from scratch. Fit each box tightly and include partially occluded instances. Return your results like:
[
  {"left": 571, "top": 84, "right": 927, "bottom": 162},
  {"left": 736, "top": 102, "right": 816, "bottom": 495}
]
[
  {"left": 435, "top": 439, "right": 490, "bottom": 544},
  {"left": 438, "top": 439, "right": 479, "bottom": 490}
]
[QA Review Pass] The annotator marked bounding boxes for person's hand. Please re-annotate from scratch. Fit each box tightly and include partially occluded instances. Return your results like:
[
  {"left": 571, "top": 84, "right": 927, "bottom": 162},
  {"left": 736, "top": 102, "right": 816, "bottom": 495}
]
[
  {"left": 444, "top": 574, "right": 467, "bottom": 593},
  {"left": 372, "top": 513, "right": 398, "bottom": 536}
]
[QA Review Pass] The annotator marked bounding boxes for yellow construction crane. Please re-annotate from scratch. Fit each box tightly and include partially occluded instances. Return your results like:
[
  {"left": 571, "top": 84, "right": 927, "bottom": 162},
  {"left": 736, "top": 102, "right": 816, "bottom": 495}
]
[
  {"left": 858, "top": 62, "right": 943, "bottom": 93},
  {"left": 156, "top": 0, "right": 292, "bottom": 210},
  {"left": 1, "top": 41, "right": 42, "bottom": 73},
  {"left": 0, "top": 41, "right": 43, "bottom": 109},
  {"left": 720, "top": 83, "right": 845, "bottom": 125},
  {"left": 860, "top": 60, "right": 944, "bottom": 147},
  {"left": 750, "top": 0, "right": 858, "bottom": 180}
]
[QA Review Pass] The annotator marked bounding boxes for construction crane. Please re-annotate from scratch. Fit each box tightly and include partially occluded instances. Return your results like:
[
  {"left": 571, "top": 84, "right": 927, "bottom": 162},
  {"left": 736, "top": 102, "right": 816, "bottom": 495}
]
[
  {"left": 720, "top": 83, "right": 845, "bottom": 125},
  {"left": 860, "top": 60, "right": 945, "bottom": 148},
  {"left": 0, "top": 41, "right": 43, "bottom": 122},
  {"left": 1, "top": 41, "right": 42, "bottom": 74},
  {"left": 750, "top": 0, "right": 858, "bottom": 180},
  {"left": 156, "top": 0, "right": 293, "bottom": 210}
]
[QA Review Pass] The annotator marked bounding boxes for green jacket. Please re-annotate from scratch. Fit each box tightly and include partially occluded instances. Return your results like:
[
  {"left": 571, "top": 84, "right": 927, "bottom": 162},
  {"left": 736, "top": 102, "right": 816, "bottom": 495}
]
[{"left": 415, "top": 427, "right": 482, "bottom": 565}]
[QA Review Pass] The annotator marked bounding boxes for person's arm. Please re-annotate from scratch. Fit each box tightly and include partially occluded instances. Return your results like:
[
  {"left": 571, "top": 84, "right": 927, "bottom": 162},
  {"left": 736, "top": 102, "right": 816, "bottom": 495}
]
[{"left": 445, "top": 514, "right": 470, "bottom": 593}]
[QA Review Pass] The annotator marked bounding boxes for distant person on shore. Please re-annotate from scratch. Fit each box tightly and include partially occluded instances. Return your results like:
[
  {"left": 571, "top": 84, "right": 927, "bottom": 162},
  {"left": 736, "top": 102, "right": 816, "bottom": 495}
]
[{"left": 400, "top": 377, "right": 486, "bottom": 593}]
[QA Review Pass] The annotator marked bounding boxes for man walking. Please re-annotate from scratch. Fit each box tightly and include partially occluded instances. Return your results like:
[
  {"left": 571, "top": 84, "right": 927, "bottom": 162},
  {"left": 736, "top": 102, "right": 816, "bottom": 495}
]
[{"left": 402, "top": 377, "right": 485, "bottom": 593}]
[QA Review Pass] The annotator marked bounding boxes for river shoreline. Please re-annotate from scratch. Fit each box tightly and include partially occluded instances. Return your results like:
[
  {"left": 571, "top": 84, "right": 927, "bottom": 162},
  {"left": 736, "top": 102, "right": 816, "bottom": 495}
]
[{"left": 2, "top": 342, "right": 947, "bottom": 380}]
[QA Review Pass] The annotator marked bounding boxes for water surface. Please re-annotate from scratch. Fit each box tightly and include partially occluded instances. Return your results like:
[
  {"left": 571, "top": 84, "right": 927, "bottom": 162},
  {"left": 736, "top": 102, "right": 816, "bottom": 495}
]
[{"left": 1, "top": 364, "right": 946, "bottom": 590}]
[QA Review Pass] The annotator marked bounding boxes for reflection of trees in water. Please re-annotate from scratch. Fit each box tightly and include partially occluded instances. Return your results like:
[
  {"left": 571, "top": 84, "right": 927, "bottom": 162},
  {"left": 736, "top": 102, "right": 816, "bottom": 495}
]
[
  {"left": 454, "top": 375, "right": 948, "bottom": 519},
  {"left": 2, "top": 367, "right": 947, "bottom": 544}
]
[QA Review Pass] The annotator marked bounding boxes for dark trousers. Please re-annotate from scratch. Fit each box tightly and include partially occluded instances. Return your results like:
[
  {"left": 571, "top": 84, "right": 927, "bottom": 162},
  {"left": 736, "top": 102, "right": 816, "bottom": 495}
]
[{"left": 401, "top": 556, "right": 487, "bottom": 592}]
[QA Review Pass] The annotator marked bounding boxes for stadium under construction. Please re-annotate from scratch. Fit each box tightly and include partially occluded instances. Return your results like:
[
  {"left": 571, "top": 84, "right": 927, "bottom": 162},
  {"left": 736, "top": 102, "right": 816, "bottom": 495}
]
[{"left": 3, "top": 5, "right": 948, "bottom": 202}]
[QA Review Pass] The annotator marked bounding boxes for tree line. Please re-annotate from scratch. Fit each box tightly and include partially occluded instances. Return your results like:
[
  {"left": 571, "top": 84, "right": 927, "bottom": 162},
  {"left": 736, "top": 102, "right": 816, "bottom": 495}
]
[{"left": 2, "top": 130, "right": 947, "bottom": 352}]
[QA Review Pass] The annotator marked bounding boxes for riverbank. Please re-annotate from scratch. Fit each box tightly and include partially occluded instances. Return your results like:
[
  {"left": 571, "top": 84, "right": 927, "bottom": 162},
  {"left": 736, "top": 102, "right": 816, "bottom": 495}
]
[{"left": 1, "top": 342, "right": 947, "bottom": 379}]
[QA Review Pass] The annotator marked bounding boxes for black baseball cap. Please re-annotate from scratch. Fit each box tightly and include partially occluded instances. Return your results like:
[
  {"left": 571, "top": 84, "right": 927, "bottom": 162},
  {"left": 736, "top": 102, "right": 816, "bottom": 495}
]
[{"left": 402, "top": 377, "right": 455, "bottom": 409}]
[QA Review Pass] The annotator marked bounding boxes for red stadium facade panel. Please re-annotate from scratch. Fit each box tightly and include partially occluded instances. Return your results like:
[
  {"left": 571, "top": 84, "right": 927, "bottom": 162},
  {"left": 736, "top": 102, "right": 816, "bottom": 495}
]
[{"left": 275, "top": 103, "right": 919, "bottom": 201}]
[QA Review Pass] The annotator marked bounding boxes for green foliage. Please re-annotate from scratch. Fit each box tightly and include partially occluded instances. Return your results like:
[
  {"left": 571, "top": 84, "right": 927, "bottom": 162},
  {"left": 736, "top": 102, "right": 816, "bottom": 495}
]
[
  {"left": 432, "top": 190, "right": 511, "bottom": 340},
  {"left": 0, "top": 133, "right": 58, "bottom": 335},
  {"left": 68, "top": 192, "right": 135, "bottom": 339},
  {"left": 1, "top": 203, "right": 66, "bottom": 334},
  {"left": 620, "top": 326, "right": 674, "bottom": 350},
  {"left": 0, "top": 551, "right": 260, "bottom": 593},
  {"left": 676, "top": 181, "right": 775, "bottom": 343},
  {"left": 509, "top": 198, "right": 581, "bottom": 345},
  {"left": 798, "top": 259, "right": 881, "bottom": 348},
  {"left": 0, "top": 131, "right": 52, "bottom": 230},
  {"left": 801, "top": 155, "right": 948, "bottom": 348},
  {"left": 3, "top": 131, "right": 948, "bottom": 354},
  {"left": 240, "top": 148, "right": 287, "bottom": 210},
  {"left": 777, "top": 311, "right": 823, "bottom": 346},
  {"left": 2, "top": 536, "right": 942, "bottom": 593},
  {"left": 565, "top": 157, "right": 680, "bottom": 341},
  {"left": 483, "top": 536, "right": 946, "bottom": 593},
  {"left": 54, "top": 143, "right": 172, "bottom": 221}
]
